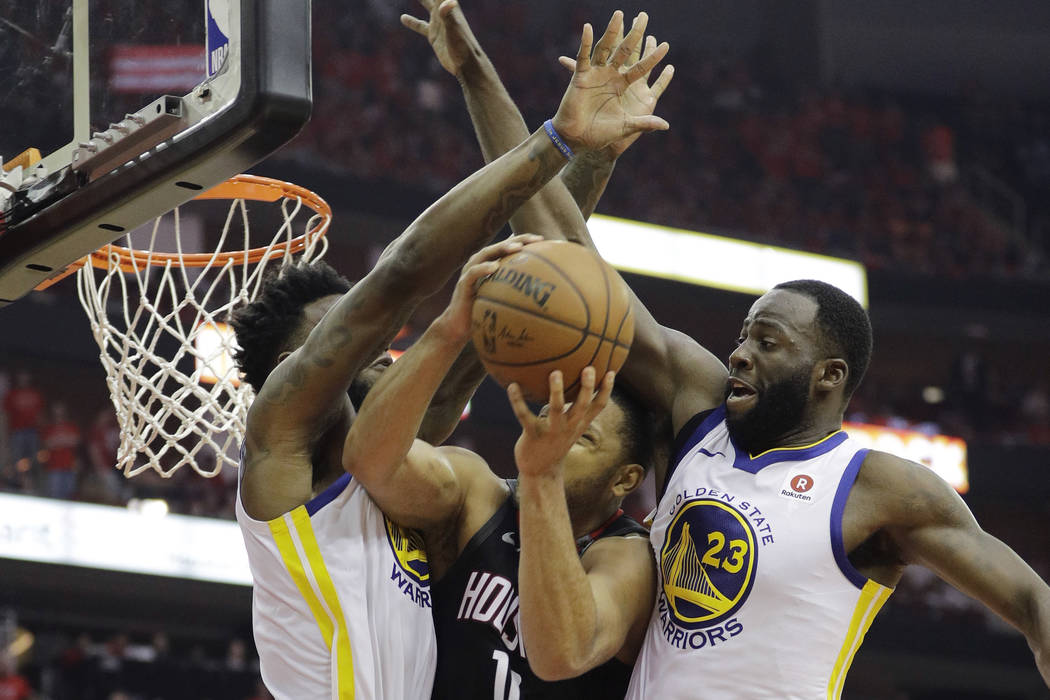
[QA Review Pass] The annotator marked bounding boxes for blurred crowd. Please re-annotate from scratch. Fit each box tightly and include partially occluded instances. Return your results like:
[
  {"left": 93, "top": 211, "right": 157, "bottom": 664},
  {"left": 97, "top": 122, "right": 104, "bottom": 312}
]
[
  {"left": 0, "top": 626, "right": 267, "bottom": 700},
  {"left": 285, "top": 4, "right": 1049, "bottom": 280}
]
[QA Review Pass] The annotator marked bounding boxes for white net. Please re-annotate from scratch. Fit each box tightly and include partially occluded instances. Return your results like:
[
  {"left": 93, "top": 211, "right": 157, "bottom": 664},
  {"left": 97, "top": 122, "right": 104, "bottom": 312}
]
[{"left": 76, "top": 176, "right": 330, "bottom": 478}]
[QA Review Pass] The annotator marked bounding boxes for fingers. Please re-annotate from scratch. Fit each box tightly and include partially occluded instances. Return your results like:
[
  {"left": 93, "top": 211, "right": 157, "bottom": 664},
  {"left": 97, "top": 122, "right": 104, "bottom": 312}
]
[
  {"left": 625, "top": 114, "right": 670, "bottom": 133},
  {"left": 548, "top": 371, "right": 566, "bottom": 425},
  {"left": 567, "top": 367, "right": 597, "bottom": 422},
  {"left": 637, "top": 35, "right": 657, "bottom": 76},
  {"left": 400, "top": 13, "right": 429, "bottom": 36},
  {"left": 624, "top": 40, "right": 669, "bottom": 85},
  {"left": 460, "top": 259, "right": 499, "bottom": 287},
  {"left": 438, "top": 0, "right": 458, "bottom": 17},
  {"left": 628, "top": 31, "right": 646, "bottom": 67},
  {"left": 590, "top": 371, "right": 615, "bottom": 420},
  {"left": 466, "top": 233, "right": 541, "bottom": 267},
  {"left": 558, "top": 56, "right": 577, "bottom": 72},
  {"left": 650, "top": 64, "right": 675, "bottom": 100},
  {"left": 507, "top": 383, "right": 536, "bottom": 431},
  {"left": 610, "top": 12, "right": 648, "bottom": 69},
  {"left": 574, "top": 23, "right": 593, "bottom": 72},
  {"left": 591, "top": 10, "right": 623, "bottom": 66}
]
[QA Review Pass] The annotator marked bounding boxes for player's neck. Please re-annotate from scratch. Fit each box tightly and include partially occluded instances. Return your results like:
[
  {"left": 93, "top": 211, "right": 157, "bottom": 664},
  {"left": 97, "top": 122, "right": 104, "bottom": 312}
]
[{"left": 569, "top": 503, "right": 620, "bottom": 541}]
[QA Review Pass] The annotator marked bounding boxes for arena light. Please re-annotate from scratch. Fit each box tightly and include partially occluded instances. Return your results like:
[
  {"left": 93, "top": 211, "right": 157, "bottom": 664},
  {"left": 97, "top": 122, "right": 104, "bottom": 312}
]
[
  {"left": 0, "top": 493, "right": 251, "bottom": 585},
  {"left": 588, "top": 214, "right": 869, "bottom": 307},
  {"left": 843, "top": 422, "right": 968, "bottom": 493},
  {"left": 195, "top": 321, "right": 241, "bottom": 386}
]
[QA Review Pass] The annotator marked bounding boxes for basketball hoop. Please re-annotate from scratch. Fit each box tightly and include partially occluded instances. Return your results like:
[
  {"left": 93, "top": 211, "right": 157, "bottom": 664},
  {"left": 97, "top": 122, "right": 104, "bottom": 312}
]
[{"left": 76, "top": 174, "right": 332, "bottom": 478}]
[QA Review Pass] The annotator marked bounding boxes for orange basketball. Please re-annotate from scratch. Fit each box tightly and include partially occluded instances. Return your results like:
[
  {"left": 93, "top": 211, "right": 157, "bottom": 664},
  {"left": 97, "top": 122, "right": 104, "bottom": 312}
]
[{"left": 471, "top": 240, "right": 634, "bottom": 402}]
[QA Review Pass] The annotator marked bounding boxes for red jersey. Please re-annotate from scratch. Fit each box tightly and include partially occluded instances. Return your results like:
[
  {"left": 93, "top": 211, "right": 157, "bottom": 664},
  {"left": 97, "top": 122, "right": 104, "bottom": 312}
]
[
  {"left": 3, "top": 387, "right": 45, "bottom": 430},
  {"left": 43, "top": 420, "right": 82, "bottom": 471}
]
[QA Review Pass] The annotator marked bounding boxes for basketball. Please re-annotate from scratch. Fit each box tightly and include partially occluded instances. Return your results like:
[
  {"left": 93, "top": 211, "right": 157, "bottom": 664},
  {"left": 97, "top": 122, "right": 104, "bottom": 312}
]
[{"left": 471, "top": 240, "right": 634, "bottom": 402}]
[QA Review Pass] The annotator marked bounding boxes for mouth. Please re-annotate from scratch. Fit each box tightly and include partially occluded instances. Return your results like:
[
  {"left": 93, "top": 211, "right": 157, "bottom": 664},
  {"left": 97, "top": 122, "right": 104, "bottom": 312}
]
[{"left": 725, "top": 377, "right": 758, "bottom": 409}]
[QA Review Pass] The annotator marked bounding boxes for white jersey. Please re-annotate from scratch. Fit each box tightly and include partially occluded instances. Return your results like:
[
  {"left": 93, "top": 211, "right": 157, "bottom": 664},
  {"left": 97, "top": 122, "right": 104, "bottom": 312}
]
[
  {"left": 627, "top": 406, "right": 892, "bottom": 700},
  {"left": 236, "top": 470, "right": 436, "bottom": 699}
]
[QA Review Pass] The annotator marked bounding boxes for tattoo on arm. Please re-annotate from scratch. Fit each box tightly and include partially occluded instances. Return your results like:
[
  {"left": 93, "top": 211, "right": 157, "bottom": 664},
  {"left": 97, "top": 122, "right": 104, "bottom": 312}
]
[
  {"left": 480, "top": 141, "right": 567, "bottom": 236},
  {"left": 561, "top": 150, "right": 616, "bottom": 221},
  {"left": 308, "top": 323, "right": 353, "bottom": 369}
]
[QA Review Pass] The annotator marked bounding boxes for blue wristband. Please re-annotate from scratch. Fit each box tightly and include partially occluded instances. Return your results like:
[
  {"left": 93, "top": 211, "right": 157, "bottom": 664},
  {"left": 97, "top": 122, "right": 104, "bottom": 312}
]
[{"left": 543, "top": 119, "right": 575, "bottom": 160}]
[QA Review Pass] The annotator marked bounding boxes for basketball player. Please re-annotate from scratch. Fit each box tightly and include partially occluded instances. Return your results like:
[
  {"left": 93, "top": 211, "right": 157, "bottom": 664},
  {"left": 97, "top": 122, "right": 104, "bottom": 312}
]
[
  {"left": 341, "top": 245, "right": 659, "bottom": 698},
  {"left": 230, "top": 13, "right": 671, "bottom": 699},
  {"left": 407, "top": 3, "right": 1050, "bottom": 694}
]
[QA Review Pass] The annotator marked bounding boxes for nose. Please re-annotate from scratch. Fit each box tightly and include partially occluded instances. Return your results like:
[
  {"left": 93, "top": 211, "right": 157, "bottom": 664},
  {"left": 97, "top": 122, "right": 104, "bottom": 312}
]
[{"left": 728, "top": 343, "right": 753, "bottom": 372}]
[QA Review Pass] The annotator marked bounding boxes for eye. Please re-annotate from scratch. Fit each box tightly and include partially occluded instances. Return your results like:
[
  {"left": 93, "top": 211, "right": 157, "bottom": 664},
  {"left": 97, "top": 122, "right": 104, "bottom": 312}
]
[
  {"left": 759, "top": 339, "right": 776, "bottom": 350},
  {"left": 735, "top": 336, "right": 746, "bottom": 346}
]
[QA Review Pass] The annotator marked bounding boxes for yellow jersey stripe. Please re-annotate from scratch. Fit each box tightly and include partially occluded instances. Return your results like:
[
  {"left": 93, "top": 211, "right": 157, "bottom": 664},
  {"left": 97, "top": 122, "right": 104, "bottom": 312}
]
[
  {"left": 749, "top": 430, "right": 844, "bottom": 459},
  {"left": 292, "top": 507, "right": 356, "bottom": 699},
  {"left": 827, "top": 581, "right": 891, "bottom": 699},
  {"left": 268, "top": 511, "right": 335, "bottom": 649}
]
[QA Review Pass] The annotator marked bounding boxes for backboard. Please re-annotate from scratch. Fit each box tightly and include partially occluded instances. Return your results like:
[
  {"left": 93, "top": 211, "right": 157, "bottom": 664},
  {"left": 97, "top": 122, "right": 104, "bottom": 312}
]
[{"left": 0, "top": 0, "right": 312, "bottom": 305}]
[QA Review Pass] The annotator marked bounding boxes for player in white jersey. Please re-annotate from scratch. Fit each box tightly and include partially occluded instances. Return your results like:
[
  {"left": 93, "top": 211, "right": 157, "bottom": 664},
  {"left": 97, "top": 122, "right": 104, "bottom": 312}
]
[
  {"left": 228, "top": 19, "right": 672, "bottom": 697},
  {"left": 619, "top": 279, "right": 1050, "bottom": 697},
  {"left": 508, "top": 272, "right": 1050, "bottom": 695}
]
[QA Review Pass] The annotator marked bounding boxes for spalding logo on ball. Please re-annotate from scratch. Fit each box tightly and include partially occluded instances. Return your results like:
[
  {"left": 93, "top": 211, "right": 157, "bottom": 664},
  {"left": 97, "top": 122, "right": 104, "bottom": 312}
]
[{"left": 471, "top": 240, "right": 634, "bottom": 401}]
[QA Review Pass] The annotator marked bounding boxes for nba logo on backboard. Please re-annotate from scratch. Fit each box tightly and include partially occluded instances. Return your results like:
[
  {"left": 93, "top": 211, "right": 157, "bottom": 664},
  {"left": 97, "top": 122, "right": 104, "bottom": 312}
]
[{"left": 206, "top": 0, "right": 231, "bottom": 77}]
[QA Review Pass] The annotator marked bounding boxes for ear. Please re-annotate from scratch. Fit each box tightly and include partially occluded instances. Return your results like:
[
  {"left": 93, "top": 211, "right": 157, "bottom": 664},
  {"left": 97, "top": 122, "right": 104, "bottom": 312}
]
[
  {"left": 611, "top": 463, "right": 646, "bottom": 499},
  {"left": 815, "top": 358, "right": 848, "bottom": 394}
]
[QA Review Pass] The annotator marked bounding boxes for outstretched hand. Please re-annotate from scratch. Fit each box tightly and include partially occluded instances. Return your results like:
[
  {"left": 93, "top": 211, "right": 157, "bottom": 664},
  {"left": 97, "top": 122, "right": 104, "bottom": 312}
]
[
  {"left": 559, "top": 11, "right": 675, "bottom": 159},
  {"left": 551, "top": 12, "right": 671, "bottom": 153},
  {"left": 508, "top": 367, "right": 615, "bottom": 479},
  {"left": 401, "top": 0, "right": 481, "bottom": 78}
]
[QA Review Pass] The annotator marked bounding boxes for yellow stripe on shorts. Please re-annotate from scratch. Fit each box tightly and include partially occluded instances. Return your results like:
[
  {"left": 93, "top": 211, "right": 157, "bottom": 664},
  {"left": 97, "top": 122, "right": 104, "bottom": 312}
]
[
  {"left": 269, "top": 506, "right": 356, "bottom": 699},
  {"left": 292, "top": 508, "right": 356, "bottom": 699},
  {"left": 827, "top": 580, "right": 892, "bottom": 699}
]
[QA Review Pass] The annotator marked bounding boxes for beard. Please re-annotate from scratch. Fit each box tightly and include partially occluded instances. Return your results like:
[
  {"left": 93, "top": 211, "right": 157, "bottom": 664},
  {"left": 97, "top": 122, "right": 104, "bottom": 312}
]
[{"left": 726, "top": 366, "right": 811, "bottom": 455}]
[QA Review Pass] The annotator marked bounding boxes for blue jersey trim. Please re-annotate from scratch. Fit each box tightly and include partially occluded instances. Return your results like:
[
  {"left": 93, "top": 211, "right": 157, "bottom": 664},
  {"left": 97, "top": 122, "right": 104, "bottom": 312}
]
[
  {"left": 660, "top": 406, "right": 725, "bottom": 500},
  {"left": 673, "top": 405, "right": 727, "bottom": 466},
  {"left": 306, "top": 472, "right": 352, "bottom": 516},
  {"left": 730, "top": 431, "right": 849, "bottom": 474},
  {"left": 830, "top": 448, "right": 870, "bottom": 590}
]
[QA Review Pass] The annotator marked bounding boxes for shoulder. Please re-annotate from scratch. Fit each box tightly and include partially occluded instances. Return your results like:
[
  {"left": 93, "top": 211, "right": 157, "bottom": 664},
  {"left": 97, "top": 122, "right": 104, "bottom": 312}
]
[
  {"left": 431, "top": 445, "right": 509, "bottom": 519},
  {"left": 854, "top": 449, "right": 971, "bottom": 531},
  {"left": 582, "top": 531, "right": 653, "bottom": 573}
]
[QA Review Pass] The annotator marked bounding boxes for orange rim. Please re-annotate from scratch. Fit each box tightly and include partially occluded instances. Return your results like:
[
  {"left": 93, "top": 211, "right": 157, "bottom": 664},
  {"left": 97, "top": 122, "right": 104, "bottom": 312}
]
[
  {"left": 91, "top": 174, "right": 331, "bottom": 272},
  {"left": 35, "top": 175, "right": 331, "bottom": 289}
]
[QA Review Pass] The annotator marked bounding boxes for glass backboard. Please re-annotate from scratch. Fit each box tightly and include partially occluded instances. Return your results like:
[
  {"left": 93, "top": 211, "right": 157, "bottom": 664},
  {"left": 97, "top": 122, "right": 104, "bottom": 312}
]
[{"left": 0, "top": 0, "right": 312, "bottom": 305}]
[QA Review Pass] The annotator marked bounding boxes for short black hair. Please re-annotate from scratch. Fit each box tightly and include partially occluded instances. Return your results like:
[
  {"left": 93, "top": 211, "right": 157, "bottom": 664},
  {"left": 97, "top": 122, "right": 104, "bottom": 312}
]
[
  {"left": 773, "top": 279, "right": 872, "bottom": 399},
  {"left": 610, "top": 385, "right": 663, "bottom": 473},
  {"left": 229, "top": 261, "right": 351, "bottom": 392}
]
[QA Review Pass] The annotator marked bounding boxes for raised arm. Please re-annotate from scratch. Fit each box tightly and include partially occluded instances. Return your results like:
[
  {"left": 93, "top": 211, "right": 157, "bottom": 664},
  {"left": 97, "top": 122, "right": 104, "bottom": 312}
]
[
  {"left": 243, "top": 17, "right": 670, "bottom": 519},
  {"left": 509, "top": 370, "right": 656, "bottom": 678},
  {"left": 855, "top": 451, "right": 1050, "bottom": 686},
  {"left": 341, "top": 241, "right": 524, "bottom": 529},
  {"left": 401, "top": 4, "right": 681, "bottom": 444},
  {"left": 335, "top": 15, "right": 673, "bottom": 522}
]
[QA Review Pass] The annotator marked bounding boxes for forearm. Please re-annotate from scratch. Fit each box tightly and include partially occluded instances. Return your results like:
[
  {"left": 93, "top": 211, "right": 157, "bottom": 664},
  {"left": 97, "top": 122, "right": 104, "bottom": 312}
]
[
  {"left": 418, "top": 344, "right": 487, "bottom": 445},
  {"left": 517, "top": 471, "right": 601, "bottom": 679},
  {"left": 457, "top": 55, "right": 591, "bottom": 244},
  {"left": 343, "top": 315, "right": 466, "bottom": 477},
  {"left": 560, "top": 149, "right": 617, "bottom": 223},
  {"left": 392, "top": 128, "right": 567, "bottom": 294},
  {"left": 1026, "top": 587, "right": 1050, "bottom": 686}
]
